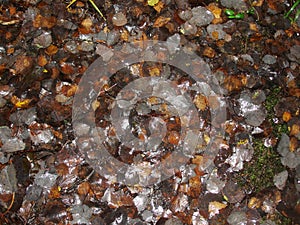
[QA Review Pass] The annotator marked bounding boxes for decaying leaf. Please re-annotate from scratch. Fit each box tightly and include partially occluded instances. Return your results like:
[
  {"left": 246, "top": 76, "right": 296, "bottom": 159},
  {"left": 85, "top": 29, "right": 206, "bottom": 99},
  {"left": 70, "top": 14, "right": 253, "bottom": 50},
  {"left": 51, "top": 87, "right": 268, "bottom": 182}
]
[
  {"left": 11, "top": 96, "right": 32, "bottom": 108},
  {"left": 153, "top": 16, "right": 171, "bottom": 28}
]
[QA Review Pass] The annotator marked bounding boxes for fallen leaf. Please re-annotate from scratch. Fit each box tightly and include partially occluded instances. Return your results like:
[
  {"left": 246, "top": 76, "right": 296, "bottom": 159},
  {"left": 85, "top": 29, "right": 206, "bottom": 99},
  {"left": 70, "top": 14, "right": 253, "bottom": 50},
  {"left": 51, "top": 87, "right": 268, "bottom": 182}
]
[
  {"left": 60, "top": 62, "right": 75, "bottom": 75},
  {"left": 49, "top": 186, "right": 61, "bottom": 199},
  {"left": 208, "top": 201, "right": 227, "bottom": 218},
  {"left": 207, "top": 3, "right": 223, "bottom": 24},
  {"left": 282, "top": 111, "right": 291, "bottom": 122},
  {"left": 167, "top": 130, "right": 180, "bottom": 145},
  {"left": 148, "top": 66, "right": 161, "bottom": 76},
  {"left": 45, "top": 45, "right": 58, "bottom": 56},
  {"left": 248, "top": 197, "right": 261, "bottom": 208},
  {"left": 33, "top": 14, "right": 57, "bottom": 29},
  {"left": 194, "top": 94, "right": 208, "bottom": 111},
  {"left": 290, "top": 137, "right": 298, "bottom": 152},
  {"left": 148, "top": 0, "right": 159, "bottom": 7},
  {"left": 252, "top": 0, "right": 264, "bottom": 7},
  {"left": 153, "top": 16, "right": 171, "bottom": 28},
  {"left": 290, "top": 124, "right": 300, "bottom": 137},
  {"left": 77, "top": 181, "right": 90, "bottom": 196},
  {"left": 14, "top": 55, "right": 33, "bottom": 75},
  {"left": 38, "top": 55, "right": 48, "bottom": 67},
  {"left": 223, "top": 75, "right": 246, "bottom": 92},
  {"left": 188, "top": 176, "right": 202, "bottom": 198},
  {"left": 81, "top": 18, "right": 93, "bottom": 29},
  {"left": 153, "top": 1, "right": 164, "bottom": 12},
  {"left": 11, "top": 95, "right": 32, "bottom": 108},
  {"left": 203, "top": 46, "right": 216, "bottom": 58}
]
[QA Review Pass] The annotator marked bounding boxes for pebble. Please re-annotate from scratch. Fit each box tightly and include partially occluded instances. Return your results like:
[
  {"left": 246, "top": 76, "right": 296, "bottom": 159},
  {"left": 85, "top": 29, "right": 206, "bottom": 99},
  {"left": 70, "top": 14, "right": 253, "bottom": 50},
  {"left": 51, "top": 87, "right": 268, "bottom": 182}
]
[
  {"left": 78, "top": 41, "right": 94, "bottom": 52},
  {"left": 25, "top": 185, "right": 43, "bottom": 201},
  {"left": 0, "top": 126, "right": 11, "bottom": 142},
  {"left": 65, "top": 40, "right": 78, "bottom": 54},
  {"left": 9, "top": 107, "right": 37, "bottom": 126},
  {"left": 181, "top": 21, "right": 197, "bottom": 35},
  {"left": 288, "top": 45, "right": 300, "bottom": 62},
  {"left": 0, "top": 97, "right": 6, "bottom": 108},
  {"left": 238, "top": 91, "right": 266, "bottom": 127},
  {"left": 166, "top": 33, "right": 181, "bottom": 53},
  {"left": 206, "top": 170, "right": 226, "bottom": 194},
  {"left": 178, "top": 10, "right": 193, "bottom": 21},
  {"left": 112, "top": 12, "right": 127, "bottom": 26},
  {"left": 190, "top": 6, "right": 214, "bottom": 27},
  {"left": 207, "top": 24, "right": 227, "bottom": 40},
  {"left": 33, "top": 32, "right": 52, "bottom": 48},
  {"left": 95, "top": 44, "right": 114, "bottom": 62},
  {"left": 34, "top": 171, "right": 58, "bottom": 189},
  {"left": 2, "top": 137, "right": 26, "bottom": 152},
  {"left": 227, "top": 210, "right": 247, "bottom": 225},
  {"left": 61, "top": 20, "right": 78, "bottom": 30},
  {"left": 165, "top": 217, "right": 183, "bottom": 225},
  {"left": 106, "top": 29, "right": 120, "bottom": 46},
  {"left": 0, "top": 165, "right": 17, "bottom": 192},
  {"left": 273, "top": 170, "right": 288, "bottom": 190},
  {"left": 262, "top": 54, "right": 277, "bottom": 65},
  {"left": 30, "top": 129, "right": 53, "bottom": 144},
  {"left": 220, "top": 0, "right": 247, "bottom": 11}
]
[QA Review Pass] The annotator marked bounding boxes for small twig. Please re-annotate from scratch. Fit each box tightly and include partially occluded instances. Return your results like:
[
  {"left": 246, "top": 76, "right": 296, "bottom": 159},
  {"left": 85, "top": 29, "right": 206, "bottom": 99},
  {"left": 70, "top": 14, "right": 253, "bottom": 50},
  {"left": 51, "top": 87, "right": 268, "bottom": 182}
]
[
  {"left": 0, "top": 19, "right": 20, "bottom": 25},
  {"left": 3, "top": 192, "right": 15, "bottom": 215},
  {"left": 66, "top": 0, "right": 106, "bottom": 21}
]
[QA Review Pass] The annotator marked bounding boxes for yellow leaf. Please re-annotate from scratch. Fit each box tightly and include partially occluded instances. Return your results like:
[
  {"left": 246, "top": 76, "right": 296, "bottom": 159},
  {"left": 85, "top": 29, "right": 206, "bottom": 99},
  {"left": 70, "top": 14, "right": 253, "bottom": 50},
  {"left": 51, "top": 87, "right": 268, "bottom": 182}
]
[
  {"left": 153, "top": 16, "right": 171, "bottom": 28},
  {"left": 11, "top": 96, "right": 31, "bottom": 108},
  {"left": 148, "top": 0, "right": 159, "bottom": 7}
]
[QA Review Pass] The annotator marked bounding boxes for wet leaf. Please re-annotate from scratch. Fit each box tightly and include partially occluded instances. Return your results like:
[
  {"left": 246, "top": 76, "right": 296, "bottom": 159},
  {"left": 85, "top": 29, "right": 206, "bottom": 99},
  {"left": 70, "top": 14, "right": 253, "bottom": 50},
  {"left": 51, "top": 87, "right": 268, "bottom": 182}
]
[
  {"left": 77, "top": 181, "right": 90, "bottom": 196},
  {"left": 203, "top": 46, "right": 216, "bottom": 58},
  {"left": 153, "top": 1, "right": 164, "bottom": 12},
  {"left": 38, "top": 54, "right": 48, "bottom": 67},
  {"left": 153, "top": 16, "right": 171, "bottom": 28},
  {"left": 282, "top": 111, "right": 291, "bottom": 122},
  {"left": 11, "top": 96, "right": 32, "bottom": 108},
  {"left": 33, "top": 14, "right": 57, "bottom": 29},
  {"left": 14, "top": 55, "right": 33, "bottom": 75},
  {"left": 60, "top": 62, "right": 75, "bottom": 75},
  {"left": 81, "top": 18, "right": 93, "bottom": 29},
  {"left": 45, "top": 45, "right": 58, "bottom": 56},
  {"left": 194, "top": 94, "right": 208, "bottom": 111},
  {"left": 223, "top": 75, "right": 246, "bottom": 92}
]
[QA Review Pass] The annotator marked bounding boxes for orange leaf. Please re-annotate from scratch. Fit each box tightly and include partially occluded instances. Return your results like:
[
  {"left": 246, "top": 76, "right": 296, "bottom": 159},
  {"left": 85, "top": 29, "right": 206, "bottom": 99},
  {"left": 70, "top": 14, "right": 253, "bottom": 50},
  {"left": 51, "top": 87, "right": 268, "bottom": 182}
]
[
  {"left": 153, "top": 1, "right": 164, "bottom": 13},
  {"left": 45, "top": 45, "right": 58, "bottom": 56},
  {"left": 33, "top": 14, "right": 57, "bottom": 29},
  {"left": 153, "top": 16, "right": 171, "bottom": 28},
  {"left": 38, "top": 55, "right": 48, "bottom": 67},
  {"left": 282, "top": 111, "right": 291, "bottom": 122}
]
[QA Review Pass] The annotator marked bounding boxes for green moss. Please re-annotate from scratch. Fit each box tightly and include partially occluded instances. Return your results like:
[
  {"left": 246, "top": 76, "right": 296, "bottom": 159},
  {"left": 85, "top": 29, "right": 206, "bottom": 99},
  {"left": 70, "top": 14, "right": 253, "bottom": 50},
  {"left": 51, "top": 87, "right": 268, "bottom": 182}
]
[
  {"left": 234, "top": 86, "right": 287, "bottom": 193},
  {"left": 261, "top": 211, "right": 294, "bottom": 225},
  {"left": 265, "top": 86, "right": 289, "bottom": 137},
  {"left": 235, "top": 139, "right": 285, "bottom": 193}
]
